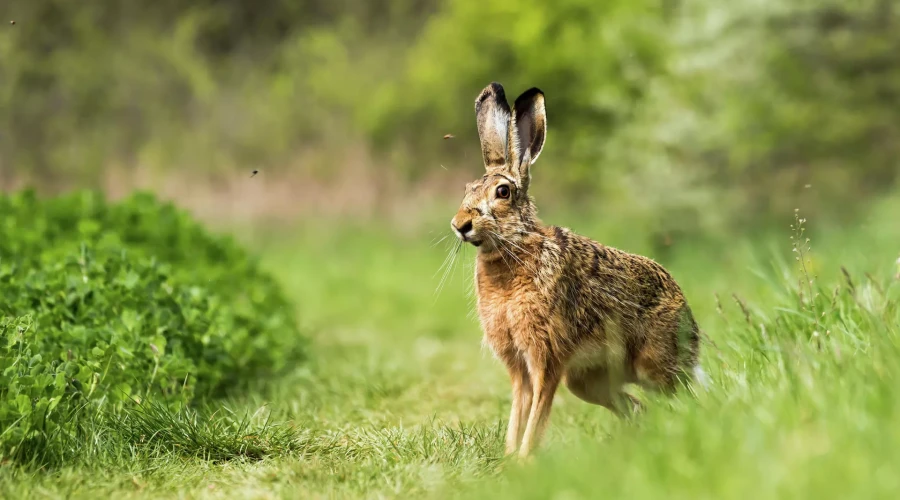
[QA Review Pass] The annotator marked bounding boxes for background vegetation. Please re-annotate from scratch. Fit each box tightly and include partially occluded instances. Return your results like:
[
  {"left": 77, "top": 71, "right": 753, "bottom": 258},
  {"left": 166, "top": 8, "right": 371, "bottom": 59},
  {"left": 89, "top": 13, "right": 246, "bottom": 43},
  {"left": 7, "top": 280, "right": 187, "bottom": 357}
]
[
  {"left": 1, "top": 0, "right": 899, "bottom": 498},
  {"left": 2, "top": 0, "right": 899, "bottom": 231}
]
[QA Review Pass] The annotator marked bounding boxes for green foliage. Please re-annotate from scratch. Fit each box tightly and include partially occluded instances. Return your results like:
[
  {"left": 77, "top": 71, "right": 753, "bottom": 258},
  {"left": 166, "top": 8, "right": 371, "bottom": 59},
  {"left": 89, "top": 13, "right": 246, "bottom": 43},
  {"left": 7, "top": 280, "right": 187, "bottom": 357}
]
[
  {"left": 0, "top": 190, "right": 304, "bottom": 464},
  {"left": 3, "top": 0, "right": 898, "bottom": 235},
  {"left": 1, "top": 211, "right": 899, "bottom": 497},
  {"left": 111, "top": 399, "right": 302, "bottom": 461},
  {"left": 0, "top": 0, "right": 438, "bottom": 180},
  {"left": 601, "top": 0, "right": 900, "bottom": 237},
  {"left": 373, "top": 0, "right": 670, "bottom": 184}
]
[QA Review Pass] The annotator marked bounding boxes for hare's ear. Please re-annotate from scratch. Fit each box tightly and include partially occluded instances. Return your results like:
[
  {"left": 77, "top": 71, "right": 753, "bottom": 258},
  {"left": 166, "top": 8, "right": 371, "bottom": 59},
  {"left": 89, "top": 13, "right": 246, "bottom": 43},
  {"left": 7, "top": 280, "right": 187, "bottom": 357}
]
[
  {"left": 475, "top": 83, "right": 512, "bottom": 172},
  {"left": 512, "top": 88, "right": 546, "bottom": 189}
]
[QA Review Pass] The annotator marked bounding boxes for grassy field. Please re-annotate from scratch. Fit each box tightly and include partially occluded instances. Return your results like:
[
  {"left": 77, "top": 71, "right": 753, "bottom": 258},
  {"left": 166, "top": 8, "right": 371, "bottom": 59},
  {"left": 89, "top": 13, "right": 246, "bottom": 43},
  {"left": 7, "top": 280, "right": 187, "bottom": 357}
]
[{"left": 2, "top": 197, "right": 900, "bottom": 499}]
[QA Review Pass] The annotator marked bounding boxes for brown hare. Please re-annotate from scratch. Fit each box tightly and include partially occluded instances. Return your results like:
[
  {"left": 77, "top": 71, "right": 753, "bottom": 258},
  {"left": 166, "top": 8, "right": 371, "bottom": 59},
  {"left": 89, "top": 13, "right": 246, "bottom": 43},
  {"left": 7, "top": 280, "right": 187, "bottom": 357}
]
[{"left": 450, "top": 83, "right": 708, "bottom": 459}]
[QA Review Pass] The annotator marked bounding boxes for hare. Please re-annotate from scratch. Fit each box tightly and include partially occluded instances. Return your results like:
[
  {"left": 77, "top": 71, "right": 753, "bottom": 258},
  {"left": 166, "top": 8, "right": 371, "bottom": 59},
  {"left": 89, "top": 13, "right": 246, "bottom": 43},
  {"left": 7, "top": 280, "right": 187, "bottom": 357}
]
[{"left": 450, "top": 83, "right": 707, "bottom": 459}]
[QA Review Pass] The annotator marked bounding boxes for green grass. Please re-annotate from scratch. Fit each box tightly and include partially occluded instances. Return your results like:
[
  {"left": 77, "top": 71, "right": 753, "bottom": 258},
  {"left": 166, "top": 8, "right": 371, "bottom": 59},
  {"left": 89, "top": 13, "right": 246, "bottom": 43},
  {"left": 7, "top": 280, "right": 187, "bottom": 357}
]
[{"left": 2, "top": 199, "right": 900, "bottom": 499}]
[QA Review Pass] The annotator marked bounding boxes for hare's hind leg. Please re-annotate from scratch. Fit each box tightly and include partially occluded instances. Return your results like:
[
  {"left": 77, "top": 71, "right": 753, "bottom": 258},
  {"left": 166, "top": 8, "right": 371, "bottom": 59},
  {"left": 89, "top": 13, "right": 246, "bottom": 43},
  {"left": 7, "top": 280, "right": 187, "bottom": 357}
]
[
  {"left": 634, "top": 302, "right": 701, "bottom": 393},
  {"left": 565, "top": 366, "right": 641, "bottom": 417}
]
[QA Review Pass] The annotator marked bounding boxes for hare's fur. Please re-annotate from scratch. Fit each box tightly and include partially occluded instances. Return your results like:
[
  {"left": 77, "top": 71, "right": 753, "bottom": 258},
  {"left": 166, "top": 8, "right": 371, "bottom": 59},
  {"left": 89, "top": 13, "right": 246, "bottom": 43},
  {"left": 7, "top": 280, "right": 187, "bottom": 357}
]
[{"left": 451, "top": 83, "right": 703, "bottom": 459}]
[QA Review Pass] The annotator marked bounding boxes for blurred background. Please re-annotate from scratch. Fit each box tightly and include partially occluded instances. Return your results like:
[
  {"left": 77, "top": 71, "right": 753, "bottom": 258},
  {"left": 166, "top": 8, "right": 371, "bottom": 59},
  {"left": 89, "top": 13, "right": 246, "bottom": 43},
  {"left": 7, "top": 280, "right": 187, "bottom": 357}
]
[
  {"left": 2, "top": 2, "right": 900, "bottom": 496},
  {"left": 2, "top": 0, "right": 898, "bottom": 242}
]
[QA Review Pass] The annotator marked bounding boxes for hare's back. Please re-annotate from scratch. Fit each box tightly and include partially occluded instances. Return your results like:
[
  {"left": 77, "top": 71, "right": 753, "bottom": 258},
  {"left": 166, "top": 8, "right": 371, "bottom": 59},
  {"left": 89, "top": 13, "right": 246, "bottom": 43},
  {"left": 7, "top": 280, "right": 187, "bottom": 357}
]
[
  {"left": 550, "top": 227, "right": 686, "bottom": 318},
  {"left": 550, "top": 228, "right": 696, "bottom": 365}
]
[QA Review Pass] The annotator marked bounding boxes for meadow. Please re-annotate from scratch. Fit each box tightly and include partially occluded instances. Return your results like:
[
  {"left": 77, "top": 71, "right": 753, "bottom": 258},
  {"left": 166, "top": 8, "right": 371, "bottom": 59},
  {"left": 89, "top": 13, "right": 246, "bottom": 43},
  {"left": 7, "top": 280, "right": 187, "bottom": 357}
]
[
  {"left": 2, "top": 0, "right": 899, "bottom": 497},
  {"left": 2, "top": 192, "right": 898, "bottom": 499}
]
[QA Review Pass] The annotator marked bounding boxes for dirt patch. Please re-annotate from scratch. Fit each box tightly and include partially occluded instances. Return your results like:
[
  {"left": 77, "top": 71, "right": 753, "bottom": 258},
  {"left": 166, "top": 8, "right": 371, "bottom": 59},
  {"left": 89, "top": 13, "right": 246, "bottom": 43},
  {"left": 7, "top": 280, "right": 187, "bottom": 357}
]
[{"left": 2, "top": 150, "right": 478, "bottom": 230}]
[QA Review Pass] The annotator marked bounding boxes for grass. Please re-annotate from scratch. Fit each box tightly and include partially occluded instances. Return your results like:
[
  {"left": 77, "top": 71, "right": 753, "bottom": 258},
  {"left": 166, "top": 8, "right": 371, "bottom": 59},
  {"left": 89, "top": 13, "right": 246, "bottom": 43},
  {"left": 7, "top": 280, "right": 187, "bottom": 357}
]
[{"left": 2, "top": 199, "right": 900, "bottom": 499}]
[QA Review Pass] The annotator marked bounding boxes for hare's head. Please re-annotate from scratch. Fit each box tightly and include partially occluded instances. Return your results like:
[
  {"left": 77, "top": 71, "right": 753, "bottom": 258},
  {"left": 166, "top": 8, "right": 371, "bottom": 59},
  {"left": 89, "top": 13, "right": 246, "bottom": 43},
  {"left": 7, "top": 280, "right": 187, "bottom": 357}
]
[{"left": 450, "top": 83, "right": 547, "bottom": 250}]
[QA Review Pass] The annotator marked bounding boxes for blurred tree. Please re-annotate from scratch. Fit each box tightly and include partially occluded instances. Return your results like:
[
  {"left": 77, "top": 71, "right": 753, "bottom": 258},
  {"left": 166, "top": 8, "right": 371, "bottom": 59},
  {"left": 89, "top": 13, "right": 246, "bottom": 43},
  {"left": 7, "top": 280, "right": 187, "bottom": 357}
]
[
  {"left": 608, "top": 0, "right": 900, "bottom": 237},
  {"left": 0, "top": 0, "right": 897, "bottom": 234}
]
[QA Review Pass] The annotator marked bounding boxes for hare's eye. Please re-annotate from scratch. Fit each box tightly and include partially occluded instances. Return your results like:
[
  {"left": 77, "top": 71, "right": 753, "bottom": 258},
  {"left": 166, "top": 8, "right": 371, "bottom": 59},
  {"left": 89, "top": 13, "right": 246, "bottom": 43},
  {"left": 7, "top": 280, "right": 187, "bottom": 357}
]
[{"left": 496, "top": 185, "right": 511, "bottom": 199}]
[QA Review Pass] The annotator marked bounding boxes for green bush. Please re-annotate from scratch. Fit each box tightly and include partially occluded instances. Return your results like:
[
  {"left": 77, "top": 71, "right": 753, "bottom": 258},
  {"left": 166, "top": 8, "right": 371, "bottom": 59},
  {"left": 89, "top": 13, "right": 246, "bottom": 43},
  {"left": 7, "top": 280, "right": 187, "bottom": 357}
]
[{"left": 0, "top": 190, "right": 304, "bottom": 462}]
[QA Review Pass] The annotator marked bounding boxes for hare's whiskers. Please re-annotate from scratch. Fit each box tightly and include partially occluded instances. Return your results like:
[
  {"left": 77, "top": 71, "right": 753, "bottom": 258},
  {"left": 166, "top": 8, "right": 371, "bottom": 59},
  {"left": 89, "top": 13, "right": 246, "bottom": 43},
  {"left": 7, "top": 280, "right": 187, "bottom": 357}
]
[
  {"left": 493, "top": 237, "right": 517, "bottom": 274},
  {"left": 433, "top": 238, "right": 458, "bottom": 280},
  {"left": 431, "top": 235, "right": 450, "bottom": 248},
  {"left": 491, "top": 231, "right": 538, "bottom": 275},
  {"left": 500, "top": 235, "right": 539, "bottom": 262},
  {"left": 435, "top": 240, "right": 462, "bottom": 299}
]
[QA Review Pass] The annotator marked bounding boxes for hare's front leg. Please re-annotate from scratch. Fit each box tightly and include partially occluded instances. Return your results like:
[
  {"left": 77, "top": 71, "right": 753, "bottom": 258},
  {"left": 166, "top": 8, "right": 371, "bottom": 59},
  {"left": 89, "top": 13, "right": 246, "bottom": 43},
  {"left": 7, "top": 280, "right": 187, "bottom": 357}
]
[
  {"left": 518, "top": 357, "right": 563, "bottom": 458},
  {"left": 504, "top": 360, "right": 532, "bottom": 455}
]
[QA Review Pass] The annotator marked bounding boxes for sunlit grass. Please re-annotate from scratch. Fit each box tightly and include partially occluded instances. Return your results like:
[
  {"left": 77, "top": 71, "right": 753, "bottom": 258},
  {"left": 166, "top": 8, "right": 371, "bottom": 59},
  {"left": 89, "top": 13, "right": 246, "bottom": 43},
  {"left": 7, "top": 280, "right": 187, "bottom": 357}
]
[{"left": 3, "top": 202, "right": 900, "bottom": 499}]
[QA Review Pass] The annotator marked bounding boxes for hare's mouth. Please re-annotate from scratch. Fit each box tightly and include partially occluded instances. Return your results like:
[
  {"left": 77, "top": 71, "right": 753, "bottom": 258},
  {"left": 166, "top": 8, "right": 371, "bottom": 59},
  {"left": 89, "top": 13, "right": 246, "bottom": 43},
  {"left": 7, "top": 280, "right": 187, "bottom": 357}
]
[{"left": 459, "top": 234, "right": 482, "bottom": 247}]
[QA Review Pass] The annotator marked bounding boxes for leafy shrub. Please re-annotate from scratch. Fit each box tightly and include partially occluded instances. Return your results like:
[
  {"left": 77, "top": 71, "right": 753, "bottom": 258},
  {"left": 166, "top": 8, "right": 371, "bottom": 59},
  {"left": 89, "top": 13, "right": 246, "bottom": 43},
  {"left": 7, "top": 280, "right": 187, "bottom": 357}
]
[{"left": 0, "top": 189, "right": 304, "bottom": 462}]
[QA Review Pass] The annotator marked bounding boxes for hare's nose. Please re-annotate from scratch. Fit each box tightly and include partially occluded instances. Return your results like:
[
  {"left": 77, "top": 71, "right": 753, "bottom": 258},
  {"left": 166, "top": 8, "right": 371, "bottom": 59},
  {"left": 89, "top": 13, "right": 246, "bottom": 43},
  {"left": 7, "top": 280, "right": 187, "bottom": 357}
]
[{"left": 452, "top": 220, "right": 473, "bottom": 237}]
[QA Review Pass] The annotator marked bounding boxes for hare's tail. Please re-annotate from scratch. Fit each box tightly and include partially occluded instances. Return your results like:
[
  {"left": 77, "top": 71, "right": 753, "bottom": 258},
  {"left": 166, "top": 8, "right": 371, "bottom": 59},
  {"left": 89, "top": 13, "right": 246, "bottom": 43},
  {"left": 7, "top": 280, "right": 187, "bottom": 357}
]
[
  {"left": 678, "top": 306, "right": 710, "bottom": 391},
  {"left": 691, "top": 364, "right": 711, "bottom": 390}
]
